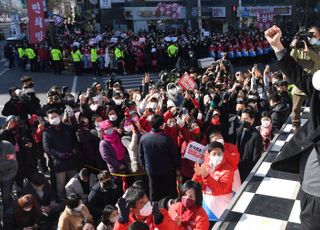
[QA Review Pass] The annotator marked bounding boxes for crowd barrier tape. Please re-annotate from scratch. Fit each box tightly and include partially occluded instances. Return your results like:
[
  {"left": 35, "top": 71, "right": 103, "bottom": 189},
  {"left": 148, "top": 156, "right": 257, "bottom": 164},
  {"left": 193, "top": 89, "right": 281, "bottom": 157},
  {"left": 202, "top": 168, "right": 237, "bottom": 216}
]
[{"left": 84, "top": 164, "right": 147, "bottom": 177}]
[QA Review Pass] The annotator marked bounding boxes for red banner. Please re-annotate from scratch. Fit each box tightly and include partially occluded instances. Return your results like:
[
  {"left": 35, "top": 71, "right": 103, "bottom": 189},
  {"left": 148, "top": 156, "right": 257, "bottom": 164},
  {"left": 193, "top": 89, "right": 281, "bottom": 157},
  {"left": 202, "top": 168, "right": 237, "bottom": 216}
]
[
  {"left": 27, "top": 0, "right": 46, "bottom": 44},
  {"left": 178, "top": 72, "right": 197, "bottom": 91},
  {"left": 257, "top": 12, "right": 273, "bottom": 31}
]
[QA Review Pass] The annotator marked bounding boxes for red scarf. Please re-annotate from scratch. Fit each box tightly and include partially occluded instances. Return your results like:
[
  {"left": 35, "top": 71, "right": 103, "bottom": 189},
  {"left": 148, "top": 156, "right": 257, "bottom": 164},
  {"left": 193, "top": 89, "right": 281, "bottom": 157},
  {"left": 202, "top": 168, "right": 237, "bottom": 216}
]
[
  {"left": 178, "top": 202, "right": 197, "bottom": 228},
  {"left": 102, "top": 132, "right": 126, "bottom": 161},
  {"left": 260, "top": 125, "right": 272, "bottom": 141}
]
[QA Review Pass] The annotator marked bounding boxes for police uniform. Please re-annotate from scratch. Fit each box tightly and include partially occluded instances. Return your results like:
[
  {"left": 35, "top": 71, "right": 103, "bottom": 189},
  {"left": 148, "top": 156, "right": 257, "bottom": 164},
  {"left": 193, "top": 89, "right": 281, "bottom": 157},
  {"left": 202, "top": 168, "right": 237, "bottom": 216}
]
[
  {"left": 51, "top": 48, "right": 62, "bottom": 74},
  {"left": 71, "top": 48, "right": 82, "bottom": 75}
]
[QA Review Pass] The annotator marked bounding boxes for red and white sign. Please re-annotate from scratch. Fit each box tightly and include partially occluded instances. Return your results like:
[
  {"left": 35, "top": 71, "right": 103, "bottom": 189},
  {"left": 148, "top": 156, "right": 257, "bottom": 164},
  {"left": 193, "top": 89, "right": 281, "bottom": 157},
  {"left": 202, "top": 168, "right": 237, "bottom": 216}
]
[
  {"left": 257, "top": 12, "right": 273, "bottom": 31},
  {"left": 178, "top": 72, "right": 197, "bottom": 91},
  {"left": 184, "top": 141, "right": 206, "bottom": 164},
  {"left": 27, "top": 0, "right": 46, "bottom": 44}
]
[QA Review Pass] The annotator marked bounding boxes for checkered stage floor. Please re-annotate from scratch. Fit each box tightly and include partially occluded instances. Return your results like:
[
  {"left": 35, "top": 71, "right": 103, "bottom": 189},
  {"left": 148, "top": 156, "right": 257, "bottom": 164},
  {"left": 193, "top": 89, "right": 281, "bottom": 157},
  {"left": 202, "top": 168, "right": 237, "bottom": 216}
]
[{"left": 214, "top": 108, "right": 311, "bottom": 230}]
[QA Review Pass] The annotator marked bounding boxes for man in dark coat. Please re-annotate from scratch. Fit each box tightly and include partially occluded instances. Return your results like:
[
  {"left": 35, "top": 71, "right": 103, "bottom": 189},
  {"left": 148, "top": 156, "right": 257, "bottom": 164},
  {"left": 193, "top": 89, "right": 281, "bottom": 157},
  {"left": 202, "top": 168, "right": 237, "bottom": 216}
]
[
  {"left": 265, "top": 25, "right": 320, "bottom": 229},
  {"left": 268, "top": 93, "right": 290, "bottom": 132},
  {"left": 138, "top": 114, "right": 179, "bottom": 201},
  {"left": 42, "top": 108, "right": 81, "bottom": 200},
  {"left": 233, "top": 108, "right": 263, "bottom": 182}
]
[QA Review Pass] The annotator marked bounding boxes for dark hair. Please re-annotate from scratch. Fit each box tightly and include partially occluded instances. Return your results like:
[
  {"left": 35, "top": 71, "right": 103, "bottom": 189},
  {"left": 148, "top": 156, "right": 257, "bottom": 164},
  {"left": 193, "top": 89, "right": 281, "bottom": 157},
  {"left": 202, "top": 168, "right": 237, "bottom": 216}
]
[
  {"left": 261, "top": 111, "right": 270, "bottom": 118},
  {"left": 207, "top": 141, "right": 224, "bottom": 152},
  {"left": 124, "top": 187, "right": 146, "bottom": 208},
  {"left": 267, "top": 93, "right": 281, "bottom": 103},
  {"left": 131, "top": 180, "right": 146, "bottom": 192},
  {"left": 128, "top": 221, "right": 149, "bottom": 230},
  {"left": 150, "top": 114, "right": 164, "bottom": 130},
  {"left": 97, "top": 171, "right": 111, "bottom": 181},
  {"left": 241, "top": 108, "right": 255, "bottom": 119},
  {"left": 209, "top": 130, "right": 223, "bottom": 140},
  {"left": 179, "top": 180, "right": 203, "bottom": 207},
  {"left": 101, "top": 205, "right": 117, "bottom": 225},
  {"left": 46, "top": 108, "right": 62, "bottom": 116},
  {"left": 66, "top": 193, "right": 80, "bottom": 209},
  {"left": 30, "top": 172, "right": 46, "bottom": 186}
]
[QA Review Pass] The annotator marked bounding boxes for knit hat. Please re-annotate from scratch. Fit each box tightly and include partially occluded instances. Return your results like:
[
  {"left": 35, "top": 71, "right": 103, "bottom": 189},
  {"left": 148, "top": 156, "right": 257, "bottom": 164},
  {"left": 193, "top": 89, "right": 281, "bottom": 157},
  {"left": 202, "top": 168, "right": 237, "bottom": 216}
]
[
  {"left": 0, "top": 140, "right": 18, "bottom": 182},
  {"left": 99, "top": 120, "right": 112, "bottom": 130}
]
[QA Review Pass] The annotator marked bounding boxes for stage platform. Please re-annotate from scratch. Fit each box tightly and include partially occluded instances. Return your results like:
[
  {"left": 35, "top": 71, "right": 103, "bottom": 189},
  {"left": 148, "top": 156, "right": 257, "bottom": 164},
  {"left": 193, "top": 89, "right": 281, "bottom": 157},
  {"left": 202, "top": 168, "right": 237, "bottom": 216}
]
[{"left": 213, "top": 108, "right": 311, "bottom": 230}]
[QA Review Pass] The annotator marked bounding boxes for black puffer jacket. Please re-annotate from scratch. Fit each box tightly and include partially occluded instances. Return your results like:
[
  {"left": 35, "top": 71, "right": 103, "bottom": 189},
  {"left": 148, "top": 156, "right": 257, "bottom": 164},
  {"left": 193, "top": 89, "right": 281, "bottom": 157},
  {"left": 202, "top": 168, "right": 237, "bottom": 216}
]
[{"left": 270, "top": 102, "right": 290, "bottom": 132}]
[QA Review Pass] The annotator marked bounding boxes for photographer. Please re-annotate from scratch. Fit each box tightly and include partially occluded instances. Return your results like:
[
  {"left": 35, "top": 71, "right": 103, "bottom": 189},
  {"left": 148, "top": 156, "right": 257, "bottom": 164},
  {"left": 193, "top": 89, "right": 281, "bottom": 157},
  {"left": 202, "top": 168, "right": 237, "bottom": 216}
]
[
  {"left": 265, "top": 25, "right": 320, "bottom": 229},
  {"left": 290, "top": 26, "right": 320, "bottom": 132}
]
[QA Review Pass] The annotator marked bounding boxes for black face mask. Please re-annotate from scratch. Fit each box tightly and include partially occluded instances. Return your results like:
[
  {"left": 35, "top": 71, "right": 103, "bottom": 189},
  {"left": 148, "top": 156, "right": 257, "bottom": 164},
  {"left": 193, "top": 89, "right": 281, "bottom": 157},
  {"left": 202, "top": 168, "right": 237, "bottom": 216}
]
[
  {"left": 236, "top": 110, "right": 242, "bottom": 117},
  {"left": 241, "top": 120, "right": 251, "bottom": 129}
]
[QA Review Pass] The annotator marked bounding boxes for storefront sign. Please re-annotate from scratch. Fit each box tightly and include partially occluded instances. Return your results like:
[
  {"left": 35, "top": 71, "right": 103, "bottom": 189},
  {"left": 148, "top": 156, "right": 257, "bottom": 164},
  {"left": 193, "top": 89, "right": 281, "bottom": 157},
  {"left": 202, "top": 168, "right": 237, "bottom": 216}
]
[
  {"left": 257, "top": 12, "right": 273, "bottom": 31},
  {"left": 212, "top": 7, "right": 226, "bottom": 18},
  {"left": 100, "top": 0, "right": 111, "bottom": 9},
  {"left": 238, "top": 5, "right": 291, "bottom": 17},
  {"left": 27, "top": 0, "right": 46, "bottom": 44}
]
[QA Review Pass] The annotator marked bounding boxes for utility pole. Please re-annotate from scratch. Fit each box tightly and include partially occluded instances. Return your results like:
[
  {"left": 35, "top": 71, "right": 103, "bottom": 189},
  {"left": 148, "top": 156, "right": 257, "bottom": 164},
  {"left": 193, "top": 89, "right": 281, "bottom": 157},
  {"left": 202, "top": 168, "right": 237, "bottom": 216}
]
[
  {"left": 197, "top": 0, "right": 202, "bottom": 35},
  {"left": 239, "top": 0, "right": 242, "bottom": 29}
]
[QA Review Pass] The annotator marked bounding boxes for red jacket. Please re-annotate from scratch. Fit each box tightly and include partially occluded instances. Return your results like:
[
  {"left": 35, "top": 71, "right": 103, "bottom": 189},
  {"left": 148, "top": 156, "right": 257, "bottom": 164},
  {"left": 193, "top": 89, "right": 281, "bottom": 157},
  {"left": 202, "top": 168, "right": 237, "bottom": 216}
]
[
  {"left": 204, "top": 142, "right": 239, "bottom": 171},
  {"left": 139, "top": 116, "right": 151, "bottom": 132},
  {"left": 168, "top": 202, "right": 209, "bottom": 230},
  {"left": 113, "top": 208, "right": 179, "bottom": 230},
  {"left": 192, "top": 159, "right": 234, "bottom": 196}
]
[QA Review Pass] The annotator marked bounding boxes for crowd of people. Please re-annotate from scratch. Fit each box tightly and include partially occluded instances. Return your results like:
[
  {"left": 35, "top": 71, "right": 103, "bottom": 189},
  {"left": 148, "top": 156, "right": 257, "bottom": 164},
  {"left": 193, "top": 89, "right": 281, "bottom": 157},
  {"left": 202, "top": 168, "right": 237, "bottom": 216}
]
[
  {"left": 0, "top": 55, "right": 296, "bottom": 230},
  {"left": 2, "top": 24, "right": 319, "bottom": 230},
  {"left": 4, "top": 26, "right": 293, "bottom": 76}
]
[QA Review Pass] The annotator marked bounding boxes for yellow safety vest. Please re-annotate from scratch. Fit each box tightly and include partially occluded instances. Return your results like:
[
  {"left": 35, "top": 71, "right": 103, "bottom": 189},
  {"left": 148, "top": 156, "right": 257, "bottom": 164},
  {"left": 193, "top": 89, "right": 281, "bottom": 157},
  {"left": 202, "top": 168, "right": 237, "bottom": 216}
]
[
  {"left": 25, "top": 48, "right": 36, "bottom": 59},
  {"left": 71, "top": 50, "right": 82, "bottom": 62},
  {"left": 115, "top": 47, "right": 124, "bottom": 60},
  {"left": 91, "top": 48, "right": 98, "bottom": 62},
  {"left": 18, "top": 48, "right": 26, "bottom": 58},
  {"left": 167, "top": 45, "right": 178, "bottom": 57},
  {"left": 51, "top": 49, "right": 62, "bottom": 61}
]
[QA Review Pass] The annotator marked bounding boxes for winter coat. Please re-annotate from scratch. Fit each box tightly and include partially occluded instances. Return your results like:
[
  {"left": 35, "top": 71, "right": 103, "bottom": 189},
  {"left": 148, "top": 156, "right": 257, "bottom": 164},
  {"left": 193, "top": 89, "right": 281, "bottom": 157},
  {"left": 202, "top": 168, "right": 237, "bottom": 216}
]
[
  {"left": 168, "top": 202, "right": 209, "bottom": 230},
  {"left": 58, "top": 205, "right": 92, "bottom": 230},
  {"left": 0, "top": 140, "right": 18, "bottom": 182},
  {"left": 270, "top": 102, "right": 290, "bottom": 132},
  {"left": 271, "top": 52, "right": 320, "bottom": 173},
  {"left": 65, "top": 173, "right": 97, "bottom": 202},
  {"left": 99, "top": 139, "right": 126, "bottom": 173},
  {"left": 139, "top": 130, "right": 179, "bottom": 175},
  {"left": 113, "top": 208, "right": 179, "bottom": 230},
  {"left": 42, "top": 123, "right": 81, "bottom": 173}
]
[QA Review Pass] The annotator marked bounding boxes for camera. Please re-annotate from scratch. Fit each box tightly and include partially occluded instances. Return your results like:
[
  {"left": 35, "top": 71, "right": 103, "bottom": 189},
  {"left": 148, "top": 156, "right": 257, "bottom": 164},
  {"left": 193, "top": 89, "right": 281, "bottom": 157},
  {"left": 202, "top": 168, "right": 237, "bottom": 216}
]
[{"left": 291, "top": 27, "right": 314, "bottom": 49}]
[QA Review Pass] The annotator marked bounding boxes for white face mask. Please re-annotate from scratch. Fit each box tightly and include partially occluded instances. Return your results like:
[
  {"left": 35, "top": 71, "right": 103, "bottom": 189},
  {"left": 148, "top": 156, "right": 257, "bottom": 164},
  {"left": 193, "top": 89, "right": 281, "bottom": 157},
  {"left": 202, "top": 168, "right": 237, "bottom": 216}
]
[
  {"left": 149, "top": 103, "right": 157, "bottom": 110},
  {"left": 114, "top": 99, "right": 122, "bottom": 105},
  {"left": 135, "top": 94, "right": 142, "bottom": 102},
  {"left": 124, "top": 125, "right": 133, "bottom": 132},
  {"left": 209, "top": 155, "right": 223, "bottom": 169},
  {"left": 308, "top": 37, "right": 319, "bottom": 45},
  {"left": 109, "top": 215, "right": 119, "bottom": 224},
  {"left": 216, "top": 139, "right": 224, "bottom": 146},
  {"left": 109, "top": 114, "right": 118, "bottom": 121},
  {"left": 104, "top": 128, "right": 114, "bottom": 136},
  {"left": 73, "top": 203, "right": 83, "bottom": 212},
  {"left": 139, "top": 201, "right": 153, "bottom": 217},
  {"left": 49, "top": 117, "right": 61, "bottom": 125},
  {"left": 147, "top": 115, "right": 154, "bottom": 122},
  {"left": 312, "top": 70, "right": 320, "bottom": 91},
  {"left": 90, "top": 104, "right": 99, "bottom": 112},
  {"left": 168, "top": 88, "right": 177, "bottom": 96},
  {"left": 24, "top": 207, "right": 32, "bottom": 212},
  {"left": 261, "top": 119, "right": 271, "bottom": 128}
]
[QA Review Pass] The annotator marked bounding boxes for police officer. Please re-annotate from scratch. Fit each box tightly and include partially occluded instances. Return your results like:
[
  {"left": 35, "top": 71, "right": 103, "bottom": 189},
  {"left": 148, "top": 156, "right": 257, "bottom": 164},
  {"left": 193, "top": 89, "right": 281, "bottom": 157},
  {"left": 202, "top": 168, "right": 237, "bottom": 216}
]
[
  {"left": 51, "top": 47, "right": 63, "bottom": 74},
  {"left": 167, "top": 41, "right": 178, "bottom": 70},
  {"left": 71, "top": 45, "right": 82, "bottom": 76},
  {"left": 115, "top": 45, "right": 124, "bottom": 75},
  {"left": 25, "top": 45, "right": 37, "bottom": 72},
  {"left": 90, "top": 45, "right": 99, "bottom": 76},
  {"left": 18, "top": 44, "right": 27, "bottom": 71}
]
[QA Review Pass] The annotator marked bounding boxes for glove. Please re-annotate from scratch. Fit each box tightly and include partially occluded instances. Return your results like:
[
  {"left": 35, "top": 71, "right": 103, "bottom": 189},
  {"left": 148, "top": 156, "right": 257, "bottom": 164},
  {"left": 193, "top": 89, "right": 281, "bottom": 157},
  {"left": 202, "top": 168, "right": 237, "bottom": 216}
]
[
  {"left": 176, "top": 116, "right": 185, "bottom": 128},
  {"left": 197, "top": 113, "right": 203, "bottom": 120},
  {"left": 64, "top": 105, "right": 74, "bottom": 117},
  {"left": 117, "top": 197, "right": 130, "bottom": 224},
  {"left": 152, "top": 202, "right": 164, "bottom": 225}
]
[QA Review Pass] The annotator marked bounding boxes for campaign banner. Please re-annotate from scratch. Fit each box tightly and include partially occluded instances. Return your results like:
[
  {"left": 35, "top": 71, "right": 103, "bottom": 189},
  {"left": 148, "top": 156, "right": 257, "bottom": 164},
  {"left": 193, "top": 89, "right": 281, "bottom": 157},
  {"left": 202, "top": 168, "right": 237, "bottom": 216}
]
[
  {"left": 27, "top": 0, "right": 46, "bottom": 44},
  {"left": 156, "top": 3, "right": 182, "bottom": 19},
  {"left": 257, "top": 12, "right": 273, "bottom": 31},
  {"left": 178, "top": 72, "right": 197, "bottom": 91},
  {"left": 184, "top": 141, "right": 206, "bottom": 164}
]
